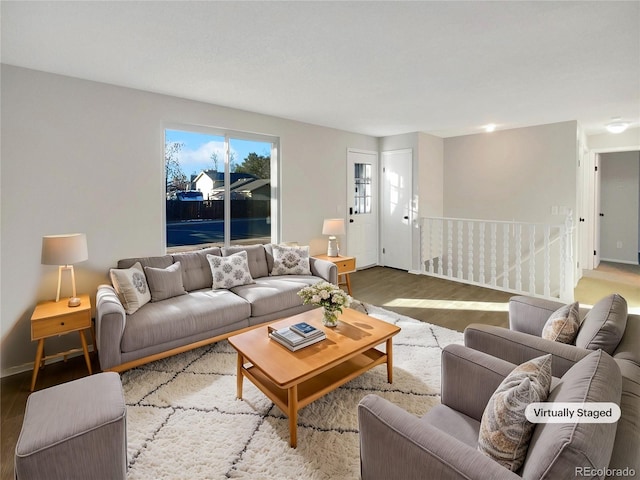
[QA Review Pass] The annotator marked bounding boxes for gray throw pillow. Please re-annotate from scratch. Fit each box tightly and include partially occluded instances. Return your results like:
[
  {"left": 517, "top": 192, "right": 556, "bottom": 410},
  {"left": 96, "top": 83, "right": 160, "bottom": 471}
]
[
  {"left": 271, "top": 244, "right": 311, "bottom": 275},
  {"left": 574, "top": 294, "right": 627, "bottom": 354},
  {"left": 144, "top": 262, "right": 187, "bottom": 302},
  {"left": 478, "top": 354, "right": 552, "bottom": 471}
]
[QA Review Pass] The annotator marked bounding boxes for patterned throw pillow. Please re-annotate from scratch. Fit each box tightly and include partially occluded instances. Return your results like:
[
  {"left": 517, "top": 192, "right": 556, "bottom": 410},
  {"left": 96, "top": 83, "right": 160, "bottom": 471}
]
[
  {"left": 207, "top": 251, "right": 254, "bottom": 289},
  {"left": 541, "top": 301, "right": 580, "bottom": 344},
  {"left": 271, "top": 244, "right": 311, "bottom": 275},
  {"left": 478, "top": 354, "right": 552, "bottom": 471},
  {"left": 109, "top": 261, "right": 151, "bottom": 314}
]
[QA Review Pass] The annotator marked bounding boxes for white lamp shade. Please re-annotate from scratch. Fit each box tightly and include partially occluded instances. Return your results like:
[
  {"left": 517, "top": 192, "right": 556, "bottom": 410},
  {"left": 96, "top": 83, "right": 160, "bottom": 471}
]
[
  {"left": 41, "top": 233, "right": 88, "bottom": 265},
  {"left": 322, "top": 218, "right": 346, "bottom": 236}
]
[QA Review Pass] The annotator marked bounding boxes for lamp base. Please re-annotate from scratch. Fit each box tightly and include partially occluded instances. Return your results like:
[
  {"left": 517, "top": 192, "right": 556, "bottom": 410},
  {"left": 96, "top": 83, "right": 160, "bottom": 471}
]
[
  {"left": 327, "top": 237, "right": 339, "bottom": 257},
  {"left": 68, "top": 297, "right": 81, "bottom": 308}
]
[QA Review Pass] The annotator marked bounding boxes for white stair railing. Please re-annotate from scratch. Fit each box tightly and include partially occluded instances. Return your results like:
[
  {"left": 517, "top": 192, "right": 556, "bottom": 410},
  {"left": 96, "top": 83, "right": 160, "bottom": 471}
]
[{"left": 419, "top": 214, "right": 574, "bottom": 302}]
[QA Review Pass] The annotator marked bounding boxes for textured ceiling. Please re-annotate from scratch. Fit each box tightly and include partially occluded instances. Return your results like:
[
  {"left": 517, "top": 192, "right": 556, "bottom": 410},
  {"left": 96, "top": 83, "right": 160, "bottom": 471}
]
[{"left": 2, "top": 1, "right": 639, "bottom": 137}]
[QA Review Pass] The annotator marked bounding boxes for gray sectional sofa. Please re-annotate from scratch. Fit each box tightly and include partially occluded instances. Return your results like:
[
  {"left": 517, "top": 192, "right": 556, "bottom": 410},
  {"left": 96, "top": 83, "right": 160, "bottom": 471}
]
[{"left": 95, "top": 244, "right": 337, "bottom": 372}]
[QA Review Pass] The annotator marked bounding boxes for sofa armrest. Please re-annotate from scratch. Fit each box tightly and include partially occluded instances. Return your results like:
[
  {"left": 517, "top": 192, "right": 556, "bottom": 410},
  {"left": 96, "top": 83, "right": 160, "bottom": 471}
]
[
  {"left": 440, "top": 344, "right": 516, "bottom": 421},
  {"left": 309, "top": 257, "right": 338, "bottom": 285},
  {"left": 95, "top": 284, "right": 126, "bottom": 371},
  {"left": 464, "top": 324, "right": 591, "bottom": 377},
  {"left": 508, "top": 295, "right": 565, "bottom": 335},
  {"left": 358, "top": 394, "right": 520, "bottom": 480}
]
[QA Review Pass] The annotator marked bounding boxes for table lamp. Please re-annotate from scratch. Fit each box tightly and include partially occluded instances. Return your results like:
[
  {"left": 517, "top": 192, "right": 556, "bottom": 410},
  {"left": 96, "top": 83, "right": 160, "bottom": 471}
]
[
  {"left": 41, "top": 233, "right": 88, "bottom": 307},
  {"left": 322, "top": 218, "right": 345, "bottom": 257}
]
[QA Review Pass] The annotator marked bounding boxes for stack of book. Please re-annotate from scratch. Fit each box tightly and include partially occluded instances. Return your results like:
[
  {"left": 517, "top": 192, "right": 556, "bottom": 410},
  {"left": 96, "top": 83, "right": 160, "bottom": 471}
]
[{"left": 269, "top": 321, "right": 326, "bottom": 351}]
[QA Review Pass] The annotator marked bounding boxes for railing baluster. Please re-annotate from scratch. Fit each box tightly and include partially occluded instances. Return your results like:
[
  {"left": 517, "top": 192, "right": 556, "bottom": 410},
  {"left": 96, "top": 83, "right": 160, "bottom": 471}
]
[
  {"left": 468, "top": 221, "right": 474, "bottom": 282},
  {"left": 515, "top": 224, "right": 522, "bottom": 292},
  {"left": 544, "top": 225, "right": 551, "bottom": 297},
  {"left": 529, "top": 225, "right": 536, "bottom": 295},
  {"left": 479, "top": 222, "right": 486, "bottom": 284},
  {"left": 490, "top": 223, "right": 497, "bottom": 287},
  {"left": 428, "top": 218, "right": 434, "bottom": 274},
  {"left": 447, "top": 220, "right": 453, "bottom": 277},
  {"left": 503, "top": 224, "right": 510, "bottom": 289},
  {"left": 437, "top": 219, "right": 444, "bottom": 275},
  {"left": 457, "top": 221, "right": 463, "bottom": 279}
]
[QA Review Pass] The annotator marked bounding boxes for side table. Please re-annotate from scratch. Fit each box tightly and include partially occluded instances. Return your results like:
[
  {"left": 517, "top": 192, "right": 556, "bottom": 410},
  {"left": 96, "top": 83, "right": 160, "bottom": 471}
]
[
  {"left": 313, "top": 254, "right": 356, "bottom": 295},
  {"left": 30, "top": 293, "right": 93, "bottom": 391}
]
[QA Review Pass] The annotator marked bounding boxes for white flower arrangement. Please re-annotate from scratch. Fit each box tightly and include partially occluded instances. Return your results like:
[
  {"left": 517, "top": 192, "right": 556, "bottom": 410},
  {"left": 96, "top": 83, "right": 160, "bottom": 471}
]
[{"left": 297, "top": 281, "right": 352, "bottom": 313}]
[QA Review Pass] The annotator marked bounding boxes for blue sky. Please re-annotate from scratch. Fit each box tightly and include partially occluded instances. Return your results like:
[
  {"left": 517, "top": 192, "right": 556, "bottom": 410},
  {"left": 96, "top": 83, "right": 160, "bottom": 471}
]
[{"left": 165, "top": 129, "right": 271, "bottom": 177}]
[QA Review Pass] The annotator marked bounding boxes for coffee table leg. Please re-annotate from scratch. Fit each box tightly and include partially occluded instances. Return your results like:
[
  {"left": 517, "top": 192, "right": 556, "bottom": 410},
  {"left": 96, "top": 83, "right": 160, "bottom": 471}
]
[
  {"left": 236, "top": 353, "right": 244, "bottom": 399},
  {"left": 288, "top": 385, "right": 298, "bottom": 448},
  {"left": 386, "top": 338, "right": 393, "bottom": 383}
]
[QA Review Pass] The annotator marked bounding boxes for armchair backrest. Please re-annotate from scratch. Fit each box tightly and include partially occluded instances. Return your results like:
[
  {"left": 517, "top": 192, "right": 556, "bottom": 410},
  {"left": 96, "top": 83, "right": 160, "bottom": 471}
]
[{"left": 521, "top": 350, "right": 621, "bottom": 479}]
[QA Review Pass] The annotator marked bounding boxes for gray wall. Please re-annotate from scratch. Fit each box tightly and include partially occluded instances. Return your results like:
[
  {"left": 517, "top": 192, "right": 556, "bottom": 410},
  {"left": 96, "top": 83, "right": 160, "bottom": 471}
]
[
  {"left": 600, "top": 151, "right": 640, "bottom": 264},
  {"left": 1, "top": 65, "right": 378, "bottom": 374},
  {"left": 443, "top": 121, "right": 578, "bottom": 224}
]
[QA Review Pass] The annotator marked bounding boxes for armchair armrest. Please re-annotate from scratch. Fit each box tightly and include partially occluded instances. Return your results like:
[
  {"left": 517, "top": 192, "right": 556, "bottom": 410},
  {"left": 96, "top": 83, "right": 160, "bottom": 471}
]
[
  {"left": 440, "top": 344, "right": 516, "bottom": 421},
  {"left": 464, "top": 324, "right": 591, "bottom": 377},
  {"left": 358, "top": 394, "right": 520, "bottom": 480},
  {"left": 95, "top": 284, "right": 126, "bottom": 371},
  {"left": 508, "top": 296, "right": 565, "bottom": 335},
  {"left": 309, "top": 257, "right": 338, "bottom": 285}
]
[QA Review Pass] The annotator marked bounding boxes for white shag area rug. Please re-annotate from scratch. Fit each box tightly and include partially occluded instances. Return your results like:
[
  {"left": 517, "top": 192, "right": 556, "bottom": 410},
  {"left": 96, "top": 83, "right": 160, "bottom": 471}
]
[{"left": 122, "top": 303, "right": 463, "bottom": 479}]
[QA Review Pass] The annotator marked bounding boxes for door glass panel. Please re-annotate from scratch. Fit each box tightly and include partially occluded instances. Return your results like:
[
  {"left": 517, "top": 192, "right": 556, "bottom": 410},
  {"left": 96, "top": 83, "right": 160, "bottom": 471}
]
[{"left": 354, "top": 163, "right": 372, "bottom": 215}]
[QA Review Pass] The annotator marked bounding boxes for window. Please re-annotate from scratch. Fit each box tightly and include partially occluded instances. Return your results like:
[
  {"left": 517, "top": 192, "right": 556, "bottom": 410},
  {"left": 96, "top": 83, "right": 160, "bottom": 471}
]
[
  {"left": 164, "top": 127, "right": 278, "bottom": 250},
  {"left": 353, "top": 162, "right": 372, "bottom": 214}
]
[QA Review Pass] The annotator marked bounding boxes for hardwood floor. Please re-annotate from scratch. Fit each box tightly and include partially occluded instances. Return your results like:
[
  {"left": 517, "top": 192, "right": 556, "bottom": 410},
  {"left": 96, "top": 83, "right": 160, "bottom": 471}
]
[{"left": 1, "top": 263, "right": 637, "bottom": 479}]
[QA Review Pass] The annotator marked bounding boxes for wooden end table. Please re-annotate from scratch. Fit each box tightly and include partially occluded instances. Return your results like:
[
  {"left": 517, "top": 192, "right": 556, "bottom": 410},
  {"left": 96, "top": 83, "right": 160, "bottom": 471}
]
[
  {"left": 313, "top": 254, "right": 356, "bottom": 295},
  {"left": 30, "top": 293, "right": 93, "bottom": 391},
  {"left": 228, "top": 307, "right": 400, "bottom": 448}
]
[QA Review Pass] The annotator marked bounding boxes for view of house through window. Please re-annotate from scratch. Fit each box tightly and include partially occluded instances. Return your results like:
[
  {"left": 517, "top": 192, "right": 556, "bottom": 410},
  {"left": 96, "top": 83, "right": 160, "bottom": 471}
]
[{"left": 165, "top": 128, "right": 276, "bottom": 249}]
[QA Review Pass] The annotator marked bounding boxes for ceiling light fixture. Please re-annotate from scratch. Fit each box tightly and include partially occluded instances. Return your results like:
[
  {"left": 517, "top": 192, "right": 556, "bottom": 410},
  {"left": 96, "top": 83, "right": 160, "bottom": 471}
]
[
  {"left": 484, "top": 124, "right": 496, "bottom": 133},
  {"left": 605, "top": 117, "right": 630, "bottom": 134}
]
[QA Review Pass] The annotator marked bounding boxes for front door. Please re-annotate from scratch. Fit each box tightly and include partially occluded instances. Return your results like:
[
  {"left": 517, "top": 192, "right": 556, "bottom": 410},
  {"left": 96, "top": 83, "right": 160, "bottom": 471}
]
[{"left": 347, "top": 149, "right": 378, "bottom": 268}]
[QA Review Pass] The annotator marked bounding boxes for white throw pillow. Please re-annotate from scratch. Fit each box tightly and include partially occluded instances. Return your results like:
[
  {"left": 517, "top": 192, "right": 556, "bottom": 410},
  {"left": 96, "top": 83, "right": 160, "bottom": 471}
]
[
  {"left": 541, "top": 301, "right": 580, "bottom": 344},
  {"left": 109, "top": 261, "right": 151, "bottom": 314},
  {"left": 271, "top": 244, "right": 311, "bottom": 275},
  {"left": 478, "top": 354, "right": 552, "bottom": 471},
  {"left": 207, "top": 251, "right": 254, "bottom": 289}
]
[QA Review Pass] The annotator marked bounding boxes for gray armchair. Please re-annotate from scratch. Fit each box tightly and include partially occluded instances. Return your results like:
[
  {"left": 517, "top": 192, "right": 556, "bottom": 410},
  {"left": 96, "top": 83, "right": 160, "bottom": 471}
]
[{"left": 358, "top": 344, "right": 621, "bottom": 480}]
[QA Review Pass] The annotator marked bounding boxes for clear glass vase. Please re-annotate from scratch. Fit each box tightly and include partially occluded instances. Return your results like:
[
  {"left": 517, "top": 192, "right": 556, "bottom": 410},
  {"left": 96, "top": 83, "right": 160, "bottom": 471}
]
[{"left": 322, "top": 307, "right": 339, "bottom": 327}]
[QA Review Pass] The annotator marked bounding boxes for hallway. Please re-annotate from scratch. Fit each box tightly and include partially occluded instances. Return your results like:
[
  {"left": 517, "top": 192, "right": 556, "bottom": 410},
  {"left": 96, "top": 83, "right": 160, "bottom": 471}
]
[{"left": 575, "top": 261, "right": 640, "bottom": 312}]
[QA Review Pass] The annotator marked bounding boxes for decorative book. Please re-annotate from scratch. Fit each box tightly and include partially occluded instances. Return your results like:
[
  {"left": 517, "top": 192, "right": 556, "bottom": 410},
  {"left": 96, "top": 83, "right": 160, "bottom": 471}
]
[
  {"left": 289, "top": 322, "right": 321, "bottom": 338},
  {"left": 268, "top": 325, "right": 326, "bottom": 351}
]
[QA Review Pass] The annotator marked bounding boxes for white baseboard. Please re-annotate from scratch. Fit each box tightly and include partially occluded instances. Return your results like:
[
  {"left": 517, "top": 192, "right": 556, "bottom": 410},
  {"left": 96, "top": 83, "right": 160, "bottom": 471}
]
[
  {"left": 1, "top": 347, "right": 94, "bottom": 379},
  {"left": 599, "top": 258, "right": 640, "bottom": 266}
]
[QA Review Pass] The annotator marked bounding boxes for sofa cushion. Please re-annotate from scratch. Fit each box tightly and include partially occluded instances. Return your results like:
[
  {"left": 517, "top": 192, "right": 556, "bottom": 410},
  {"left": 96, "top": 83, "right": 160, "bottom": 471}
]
[
  {"left": 120, "top": 289, "right": 251, "bottom": 353},
  {"left": 109, "top": 262, "right": 151, "bottom": 314},
  {"left": 541, "top": 301, "right": 580, "bottom": 344},
  {"left": 230, "top": 275, "right": 321, "bottom": 317},
  {"left": 222, "top": 245, "right": 269, "bottom": 279},
  {"left": 144, "top": 262, "right": 187, "bottom": 302},
  {"left": 172, "top": 247, "right": 221, "bottom": 291},
  {"left": 575, "top": 294, "right": 627, "bottom": 354},
  {"left": 208, "top": 251, "right": 254, "bottom": 289},
  {"left": 271, "top": 244, "right": 311, "bottom": 275},
  {"left": 521, "top": 350, "right": 621, "bottom": 479},
  {"left": 478, "top": 354, "right": 552, "bottom": 471}
]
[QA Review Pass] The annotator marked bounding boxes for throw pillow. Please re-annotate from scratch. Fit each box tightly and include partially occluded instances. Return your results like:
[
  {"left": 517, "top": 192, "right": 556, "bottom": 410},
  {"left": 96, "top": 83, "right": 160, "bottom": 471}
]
[
  {"left": 574, "top": 293, "right": 627, "bottom": 354},
  {"left": 271, "top": 244, "right": 311, "bottom": 275},
  {"left": 109, "top": 261, "right": 151, "bottom": 314},
  {"left": 478, "top": 354, "right": 552, "bottom": 471},
  {"left": 207, "top": 251, "right": 254, "bottom": 289},
  {"left": 144, "top": 262, "right": 187, "bottom": 302},
  {"left": 541, "top": 301, "right": 580, "bottom": 344}
]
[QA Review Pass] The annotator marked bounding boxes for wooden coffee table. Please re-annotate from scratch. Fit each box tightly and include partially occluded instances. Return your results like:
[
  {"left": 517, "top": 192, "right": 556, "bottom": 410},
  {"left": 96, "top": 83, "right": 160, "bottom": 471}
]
[{"left": 228, "top": 307, "right": 400, "bottom": 448}]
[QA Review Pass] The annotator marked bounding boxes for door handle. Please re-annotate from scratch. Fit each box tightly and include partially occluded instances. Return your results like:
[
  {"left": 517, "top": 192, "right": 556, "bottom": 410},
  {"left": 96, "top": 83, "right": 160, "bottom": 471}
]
[
  {"left": 349, "top": 219, "right": 354, "bottom": 223},
  {"left": 349, "top": 207, "right": 353, "bottom": 215},
  {"left": 599, "top": 213, "right": 604, "bottom": 217},
  {"left": 403, "top": 216, "right": 409, "bottom": 220}
]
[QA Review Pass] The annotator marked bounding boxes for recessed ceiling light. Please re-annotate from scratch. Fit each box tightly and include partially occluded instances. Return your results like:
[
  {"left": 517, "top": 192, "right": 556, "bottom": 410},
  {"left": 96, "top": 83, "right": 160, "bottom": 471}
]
[
  {"left": 484, "top": 124, "right": 496, "bottom": 133},
  {"left": 605, "top": 117, "right": 630, "bottom": 134}
]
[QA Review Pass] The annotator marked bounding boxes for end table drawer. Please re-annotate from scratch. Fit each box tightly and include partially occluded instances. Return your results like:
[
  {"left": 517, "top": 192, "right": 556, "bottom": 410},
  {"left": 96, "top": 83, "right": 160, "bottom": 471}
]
[
  {"left": 32, "top": 311, "right": 91, "bottom": 339},
  {"left": 336, "top": 258, "right": 356, "bottom": 273}
]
